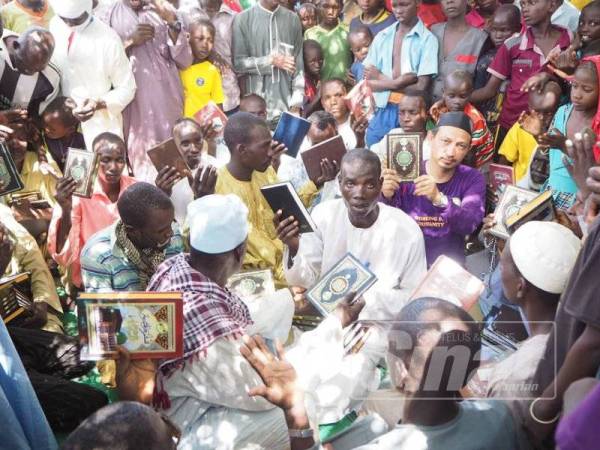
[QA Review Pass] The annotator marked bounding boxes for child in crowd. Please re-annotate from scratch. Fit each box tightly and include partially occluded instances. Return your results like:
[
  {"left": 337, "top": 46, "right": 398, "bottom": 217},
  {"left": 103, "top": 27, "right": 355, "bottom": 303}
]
[
  {"left": 239, "top": 93, "right": 268, "bottom": 121},
  {"left": 303, "top": 40, "right": 324, "bottom": 117},
  {"left": 498, "top": 81, "right": 562, "bottom": 184},
  {"left": 156, "top": 119, "right": 219, "bottom": 225},
  {"left": 471, "top": 0, "right": 571, "bottom": 147},
  {"left": 349, "top": 0, "right": 396, "bottom": 36},
  {"left": 305, "top": 0, "right": 352, "bottom": 81},
  {"left": 473, "top": 4, "right": 521, "bottom": 139},
  {"left": 466, "top": 0, "right": 499, "bottom": 30},
  {"left": 363, "top": 0, "right": 438, "bottom": 146},
  {"left": 370, "top": 89, "right": 431, "bottom": 160},
  {"left": 538, "top": 59, "right": 600, "bottom": 210},
  {"left": 348, "top": 25, "right": 373, "bottom": 83},
  {"left": 297, "top": 2, "right": 317, "bottom": 31},
  {"left": 431, "top": 70, "right": 495, "bottom": 168},
  {"left": 431, "top": 0, "right": 491, "bottom": 102},
  {"left": 320, "top": 78, "right": 366, "bottom": 148},
  {"left": 180, "top": 20, "right": 224, "bottom": 118},
  {"left": 417, "top": 0, "right": 446, "bottom": 28},
  {"left": 41, "top": 96, "right": 85, "bottom": 172}
]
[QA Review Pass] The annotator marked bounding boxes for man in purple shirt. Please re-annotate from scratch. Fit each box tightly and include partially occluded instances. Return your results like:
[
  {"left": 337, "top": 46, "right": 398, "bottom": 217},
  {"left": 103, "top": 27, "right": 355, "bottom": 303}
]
[{"left": 381, "top": 111, "right": 485, "bottom": 266}]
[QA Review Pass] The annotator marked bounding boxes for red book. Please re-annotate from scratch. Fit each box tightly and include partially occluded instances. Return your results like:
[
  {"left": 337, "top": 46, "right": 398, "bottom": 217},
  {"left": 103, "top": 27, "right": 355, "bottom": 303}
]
[
  {"left": 489, "top": 163, "right": 514, "bottom": 200},
  {"left": 344, "top": 80, "right": 375, "bottom": 120},
  {"left": 409, "top": 256, "right": 484, "bottom": 312},
  {"left": 194, "top": 101, "right": 228, "bottom": 136}
]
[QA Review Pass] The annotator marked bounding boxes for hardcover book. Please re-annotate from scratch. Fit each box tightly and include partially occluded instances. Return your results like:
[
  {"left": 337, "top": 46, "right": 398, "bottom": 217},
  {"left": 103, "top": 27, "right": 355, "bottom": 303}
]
[
  {"left": 77, "top": 292, "right": 184, "bottom": 361},
  {"left": 272, "top": 112, "right": 311, "bottom": 158},
  {"left": 260, "top": 181, "right": 316, "bottom": 234},
  {"left": 306, "top": 253, "right": 377, "bottom": 316},
  {"left": 0, "top": 272, "right": 32, "bottom": 324},
  {"left": 64, "top": 148, "right": 99, "bottom": 198},
  {"left": 489, "top": 185, "right": 539, "bottom": 240},
  {"left": 489, "top": 164, "right": 514, "bottom": 208},
  {"left": 505, "top": 190, "right": 555, "bottom": 234},
  {"left": 147, "top": 138, "right": 191, "bottom": 178},
  {"left": 344, "top": 80, "right": 375, "bottom": 120},
  {"left": 227, "top": 269, "right": 275, "bottom": 299},
  {"left": 409, "top": 255, "right": 484, "bottom": 312},
  {"left": 301, "top": 135, "right": 346, "bottom": 184},
  {"left": 194, "top": 101, "right": 228, "bottom": 135},
  {"left": 387, "top": 133, "right": 423, "bottom": 181},
  {"left": 0, "top": 142, "right": 24, "bottom": 197}
]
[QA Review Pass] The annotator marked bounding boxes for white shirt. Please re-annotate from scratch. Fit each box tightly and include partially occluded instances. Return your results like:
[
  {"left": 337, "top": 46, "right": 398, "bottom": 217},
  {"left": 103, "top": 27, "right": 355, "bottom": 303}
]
[
  {"left": 551, "top": 0, "right": 580, "bottom": 33},
  {"left": 285, "top": 198, "right": 427, "bottom": 321},
  {"left": 338, "top": 115, "right": 358, "bottom": 149},
  {"left": 49, "top": 15, "right": 136, "bottom": 149}
]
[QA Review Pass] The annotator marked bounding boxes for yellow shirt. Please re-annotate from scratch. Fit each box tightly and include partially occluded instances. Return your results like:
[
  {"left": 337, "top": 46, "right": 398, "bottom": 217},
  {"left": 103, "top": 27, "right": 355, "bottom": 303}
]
[
  {"left": 215, "top": 166, "right": 317, "bottom": 287},
  {"left": 0, "top": 1, "right": 54, "bottom": 34},
  {"left": 571, "top": 0, "right": 592, "bottom": 9},
  {"left": 0, "top": 204, "right": 63, "bottom": 333},
  {"left": 498, "top": 123, "right": 538, "bottom": 182},
  {"left": 19, "top": 150, "right": 62, "bottom": 206},
  {"left": 180, "top": 61, "right": 225, "bottom": 118}
]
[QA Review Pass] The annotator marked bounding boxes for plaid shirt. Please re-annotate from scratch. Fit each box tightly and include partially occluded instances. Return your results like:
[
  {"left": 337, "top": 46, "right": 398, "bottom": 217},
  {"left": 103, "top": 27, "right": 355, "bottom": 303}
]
[{"left": 147, "top": 253, "right": 252, "bottom": 372}]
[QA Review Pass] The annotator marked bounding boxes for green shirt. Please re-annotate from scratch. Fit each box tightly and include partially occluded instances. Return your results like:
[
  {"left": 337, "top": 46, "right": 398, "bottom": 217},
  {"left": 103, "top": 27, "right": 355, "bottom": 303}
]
[
  {"left": 0, "top": 1, "right": 54, "bottom": 34},
  {"left": 305, "top": 22, "right": 352, "bottom": 81}
]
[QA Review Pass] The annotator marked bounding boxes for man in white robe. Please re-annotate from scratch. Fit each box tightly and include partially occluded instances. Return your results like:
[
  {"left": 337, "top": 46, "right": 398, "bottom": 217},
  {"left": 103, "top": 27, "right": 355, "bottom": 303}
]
[{"left": 48, "top": 0, "right": 135, "bottom": 149}]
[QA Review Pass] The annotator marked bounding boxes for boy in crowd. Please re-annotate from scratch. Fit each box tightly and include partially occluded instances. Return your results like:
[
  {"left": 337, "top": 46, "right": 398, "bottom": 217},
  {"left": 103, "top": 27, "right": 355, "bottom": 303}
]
[
  {"left": 41, "top": 96, "right": 85, "bottom": 171},
  {"left": 430, "top": 70, "right": 495, "bottom": 168},
  {"left": 181, "top": 20, "right": 224, "bottom": 117},
  {"left": 472, "top": 4, "right": 521, "bottom": 136},
  {"left": 155, "top": 119, "right": 219, "bottom": 225},
  {"left": 350, "top": 0, "right": 397, "bottom": 36},
  {"left": 471, "top": 0, "right": 571, "bottom": 147},
  {"left": 370, "top": 89, "right": 431, "bottom": 160},
  {"left": 305, "top": 0, "right": 352, "bottom": 81},
  {"left": 430, "top": 0, "right": 491, "bottom": 102},
  {"left": 498, "top": 81, "right": 561, "bottom": 184},
  {"left": 348, "top": 24, "right": 373, "bottom": 83},
  {"left": 303, "top": 39, "right": 324, "bottom": 118},
  {"left": 320, "top": 78, "right": 366, "bottom": 148},
  {"left": 381, "top": 112, "right": 485, "bottom": 266},
  {"left": 363, "top": 0, "right": 439, "bottom": 146},
  {"left": 298, "top": 1, "right": 317, "bottom": 31}
]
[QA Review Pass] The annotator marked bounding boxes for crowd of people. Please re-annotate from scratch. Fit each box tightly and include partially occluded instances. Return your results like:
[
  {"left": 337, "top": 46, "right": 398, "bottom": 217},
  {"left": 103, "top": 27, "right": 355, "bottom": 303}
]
[{"left": 1, "top": 0, "right": 600, "bottom": 448}]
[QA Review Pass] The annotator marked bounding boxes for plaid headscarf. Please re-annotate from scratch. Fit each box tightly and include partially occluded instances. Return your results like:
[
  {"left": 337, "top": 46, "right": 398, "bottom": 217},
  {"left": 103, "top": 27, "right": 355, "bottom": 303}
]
[{"left": 147, "top": 253, "right": 252, "bottom": 408}]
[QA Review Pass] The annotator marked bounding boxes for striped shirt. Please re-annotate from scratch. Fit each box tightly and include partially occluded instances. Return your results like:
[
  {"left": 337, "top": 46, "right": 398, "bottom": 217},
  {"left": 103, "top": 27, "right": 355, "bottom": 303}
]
[
  {"left": 80, "top": 222, "right": 185, "bottom": 293},
  {"left": 0, "top": 30, "right": 60, "bottom": 116}
]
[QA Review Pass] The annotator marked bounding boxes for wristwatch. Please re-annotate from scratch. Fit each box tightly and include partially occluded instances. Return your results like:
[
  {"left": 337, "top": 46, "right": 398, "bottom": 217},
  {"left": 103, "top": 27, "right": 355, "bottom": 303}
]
[
  {"left": 288, "top": 428, "right": 314, "bottom": 439},
  {"left": 433, "top": 193, "right": 448, "bottom": 208}
]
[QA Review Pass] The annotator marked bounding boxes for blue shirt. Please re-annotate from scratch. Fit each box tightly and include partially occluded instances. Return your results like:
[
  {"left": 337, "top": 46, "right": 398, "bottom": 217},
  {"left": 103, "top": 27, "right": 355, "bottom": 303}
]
[
  {"left": 80, "top": 222, "right": 185, "bottom": 292},
  {"left": 545, "top": 103, "right": 578, "bottom": 210},
  {"left": 363, "top": 19, "right": 438, "bottom": 108},
  {"left": 351, "top": 60, "right": 364, "bottom": 82}
]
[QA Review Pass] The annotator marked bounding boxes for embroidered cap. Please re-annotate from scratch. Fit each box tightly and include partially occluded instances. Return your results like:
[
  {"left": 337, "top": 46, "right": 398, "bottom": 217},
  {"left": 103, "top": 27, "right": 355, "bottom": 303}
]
[
  {"left": 187, "top": 194, "right": 250, "bottom": 254},
  {"left": 509, "top": 221, "right": 581, "bottom": 295},
  {"left": 49, "top": 0, "right": 93, "bottom": 19}
]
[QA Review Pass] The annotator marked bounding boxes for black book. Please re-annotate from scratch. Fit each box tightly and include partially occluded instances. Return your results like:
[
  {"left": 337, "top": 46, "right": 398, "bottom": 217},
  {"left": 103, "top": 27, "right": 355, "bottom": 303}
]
[
  {"left": 260, "top": 181, "right": 316, "bottom": 234},
  {"left": 0, "top": 142, "right": 24, "bottom": 197}
]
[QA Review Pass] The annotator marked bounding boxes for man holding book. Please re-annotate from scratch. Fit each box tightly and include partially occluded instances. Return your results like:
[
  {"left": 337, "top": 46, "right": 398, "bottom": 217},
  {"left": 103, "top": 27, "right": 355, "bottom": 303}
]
[{"left": 381, "top": 111, "right": 486, "bottom": 267}]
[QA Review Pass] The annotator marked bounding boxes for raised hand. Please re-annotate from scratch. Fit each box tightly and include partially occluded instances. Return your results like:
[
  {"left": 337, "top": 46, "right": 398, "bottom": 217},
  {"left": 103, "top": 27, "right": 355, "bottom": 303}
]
[
  {"left": 537, "top": 128, "right": 567, "bottom": 152},
  {"left": 191, "top": 164, "right": 217, "bottom": 199},
  {"left": 240, "top": 335, "right": 302, "bottom": 411},
  {"left": 564, "top": 129, "right": 597, "bottom": 197},
  {"left": 315, "top": 158, "right": 339, "bottom": 187},
  {"left": 155, "top": 166, "right": 181, "bottom": 196},
  {"left": 273, "top": 210, "right": 300, "bottom": 258},
  {"left": 333, "top": 292, "right": 366, "bottom": 328},
  {"left": 381, "top": 168, "right": 400, "bottom": 199},
  {"left": 0, "top": 109, "right": 26, "bottom": 126},
  {"left": 128, "top": 23, "right": 155, "bottom": 48},
  {"left": 55, "top": 176, "right": 78, "bottom": 211}
]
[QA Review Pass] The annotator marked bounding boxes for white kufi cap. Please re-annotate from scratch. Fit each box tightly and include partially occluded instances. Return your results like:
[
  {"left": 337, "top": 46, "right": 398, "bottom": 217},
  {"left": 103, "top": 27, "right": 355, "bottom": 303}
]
[
  {"left": 187, "top": 194, "right": 249, "bottom": 254},
  {"left": 509, "top": 221, "right": 581, "bottom": 295},
  {"left": 50, "top": 0, "right": 93, "bottom": 19}
]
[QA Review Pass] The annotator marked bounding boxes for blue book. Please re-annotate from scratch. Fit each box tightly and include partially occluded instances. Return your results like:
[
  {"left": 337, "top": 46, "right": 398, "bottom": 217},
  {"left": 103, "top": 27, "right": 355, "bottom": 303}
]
[{"left": 273, "top": 112, "right": 311, "bottom": 158}]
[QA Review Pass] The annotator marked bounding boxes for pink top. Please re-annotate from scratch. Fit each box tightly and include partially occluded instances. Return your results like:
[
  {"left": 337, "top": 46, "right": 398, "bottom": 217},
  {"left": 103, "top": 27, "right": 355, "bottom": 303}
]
[
  {"left": 48, "top": 175, "right": 138, "bottom": 288},
  {"left": 465, "top": 9, "right": 486, "bottom": 29}
]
